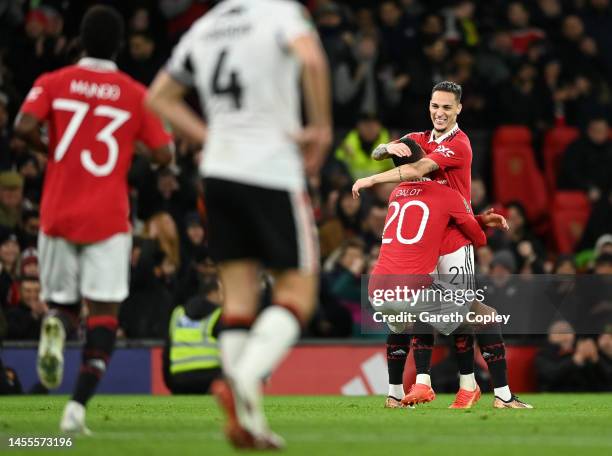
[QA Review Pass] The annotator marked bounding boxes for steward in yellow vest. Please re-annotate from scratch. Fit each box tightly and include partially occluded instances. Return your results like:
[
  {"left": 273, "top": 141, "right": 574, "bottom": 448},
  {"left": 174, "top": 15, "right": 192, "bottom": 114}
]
[{"left": 163, "top": 280, "right": 222, "bottom": 394}]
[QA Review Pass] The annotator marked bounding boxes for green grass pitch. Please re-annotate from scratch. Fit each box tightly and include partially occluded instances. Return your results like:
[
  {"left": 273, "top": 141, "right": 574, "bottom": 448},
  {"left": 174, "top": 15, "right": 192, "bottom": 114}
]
[{"left": 1, "top": 394, "right": 611, "bottom": 455}]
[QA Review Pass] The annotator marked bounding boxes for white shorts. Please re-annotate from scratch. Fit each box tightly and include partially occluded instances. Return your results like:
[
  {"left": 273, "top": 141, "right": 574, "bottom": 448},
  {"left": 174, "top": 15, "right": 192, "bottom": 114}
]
[
  {"left": 436, "top": 244, "right": 475, "bottom": 291},
  {"left": 38, "top": 232, "right": 131, "bottom": 303}
]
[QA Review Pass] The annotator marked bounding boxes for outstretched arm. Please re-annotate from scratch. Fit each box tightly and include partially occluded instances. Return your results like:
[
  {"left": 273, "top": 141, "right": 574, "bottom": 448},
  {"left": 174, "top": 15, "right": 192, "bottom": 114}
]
[
  {"left": 13, "top": 112, "right": 47, "bottom": 152},
  {"left": 352, "top": 157, "right": 439, "bottom": 198}
]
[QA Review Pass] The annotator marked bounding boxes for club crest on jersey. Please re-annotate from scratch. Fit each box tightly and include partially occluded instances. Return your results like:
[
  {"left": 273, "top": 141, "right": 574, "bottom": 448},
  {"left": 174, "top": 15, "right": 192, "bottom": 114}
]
[{"left": 434, "top": 145, "right": 455, "bottom": 157}]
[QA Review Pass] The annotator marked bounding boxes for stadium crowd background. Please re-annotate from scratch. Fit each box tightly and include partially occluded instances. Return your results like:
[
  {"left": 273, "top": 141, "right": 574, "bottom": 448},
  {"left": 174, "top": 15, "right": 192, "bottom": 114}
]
[{"left": 0, "top": 0, "right": 611, "bottom": 390}]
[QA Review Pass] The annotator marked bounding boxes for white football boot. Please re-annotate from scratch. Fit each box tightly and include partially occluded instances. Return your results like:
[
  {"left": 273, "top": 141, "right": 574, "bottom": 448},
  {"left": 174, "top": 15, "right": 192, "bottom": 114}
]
[
  {"left": 60, "top": 400, "right": 92, "bottom": 435},
  {"left": 37, "top": 315, "right": 66, "bottom": 389}
]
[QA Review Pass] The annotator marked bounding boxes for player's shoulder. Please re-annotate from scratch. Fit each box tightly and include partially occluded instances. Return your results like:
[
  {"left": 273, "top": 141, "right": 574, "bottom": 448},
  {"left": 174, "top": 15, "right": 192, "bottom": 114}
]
[
  {"left": 405, "top": 130, "right": 430, "bottom": 144},
  {"left": 35, "top": 64, "right": 78, "bottom": 84},
  {"left": 448, "top": 128, "right": 472, "bottom": 149}
]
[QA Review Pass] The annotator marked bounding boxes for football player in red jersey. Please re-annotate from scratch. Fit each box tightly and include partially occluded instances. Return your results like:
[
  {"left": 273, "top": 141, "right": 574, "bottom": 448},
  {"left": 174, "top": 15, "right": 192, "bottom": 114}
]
[
  {"left": 14, "top": 6, "right": 173, "bottom": 433},
  {"left": 354, "top": 82, "right": 532, "bottom": 409}
]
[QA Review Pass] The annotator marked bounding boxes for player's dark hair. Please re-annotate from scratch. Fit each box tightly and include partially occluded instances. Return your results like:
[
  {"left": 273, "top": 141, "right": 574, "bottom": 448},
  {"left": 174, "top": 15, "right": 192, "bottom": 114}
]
[
  {"left": 80, "top": 5, "right": 124, "bottom": 60},
  {"left": 432, "top": 81, "right": 462, "bottom": 102},
  {"left": 392, "top": 137, "right": 424, "bottom": 167}
]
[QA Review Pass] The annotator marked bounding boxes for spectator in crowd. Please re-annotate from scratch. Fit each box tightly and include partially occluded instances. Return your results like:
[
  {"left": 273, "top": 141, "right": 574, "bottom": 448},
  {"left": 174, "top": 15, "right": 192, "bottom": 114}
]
[
  {"left": 324, "top": 239, "right": 367, "bottom": 334},
  {"left": 16, "top": 153, "right": 43, "bottom": 205},
  {"left": 470, "top": 176, "right": 489, "bottom": 216},
  {"left": 118, "top": 236, "right": 173, "bottom": 339},
  {"left": 0, "top": 92, "right": 10, "bottom": 170},
  {"left": 497, "top": 61, "right": 546, "bottom": 130},
  {"left": 566, "top": 116, "right": 612, "bottom": 249},
  {"left": 0, "top": 171, "right": 23, "bottom": 229},
  {"left": 0, "top": 229, "right": 20, "bottom": 280},
  {"left": 532, "top": 0, "right": 564, "bottom": 42},
  {"left": 489, "top": 202, "right": 545, "bottom": 272},
  {"left": 319, "top": 187, "right": 365, "bottom": 259},
  {"left": 360, "top": 203, "right": 387, "bottom": 249},
  {"left": 558, "top": 117, "right": 612, "bottom": 201},
  {"left": 5, "top": 276, "right": 46, "bottom": 340},
  {"left": 118, "top": 31, "right": 164, "bottom": 85},
  {"left": 334, "top": 112, "right": 393, "bottom": 180},
  {"left": 443, "top": 1, "right": 479, "bottom": 49},
  {"left": 506, "top": 1, "right": 546, "bottom": 55},
  {"left": 333, "top": 34, "right": 404, "bottom": 127},
  {"left": 137, "top": 167, "right": 197, "bottom": 230},
  {"left": 308, "top": 273, "right": 353, "bottom": 338},
  {"left": 582, "top": 0, "right": 612, "bottom": 76},
  {"left": 475, "top": 29, "right": 517, "bottom": 89},
  {"left": 536, "top": 320, "right": 611, "bottom": 391},
  {"left": 315, "top": 2, "right": 351, "bottom": 76},
  {"left": 17, "top": 209, "right": 39, "bottom": 249}
]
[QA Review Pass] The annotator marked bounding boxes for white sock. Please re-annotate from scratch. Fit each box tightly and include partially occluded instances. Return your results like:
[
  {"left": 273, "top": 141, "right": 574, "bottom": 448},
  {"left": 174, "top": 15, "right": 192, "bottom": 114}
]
[
  {"left": 415, "top": 374, "right": 431, "bottom": 386},
  {"left": 388, "top": 384, "right": 404, "bottom": 399},
  {"left": 219, "top": 329, "right": 249, "bottom": 378},
  {"left": 459, "top": 373, "right": 477, "bottom": 391},
  {"left": 233, "top": 306, "right": 300, "bottom": 436},
  {"left": 237, "top": 306, "right": 300, "bottom": 386},
  {"left": 494, "top": 385, "right": 512, "bottom": 401}
]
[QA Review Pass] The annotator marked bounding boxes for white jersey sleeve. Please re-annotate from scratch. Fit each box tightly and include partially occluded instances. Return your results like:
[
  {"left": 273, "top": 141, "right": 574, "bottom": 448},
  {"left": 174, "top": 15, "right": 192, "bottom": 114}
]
[
  {"left": 165, "top": 27, "right": 196, "bottom": 87},
  {"left": 276, "top": 2, "right": 315, "bottom": 48}
]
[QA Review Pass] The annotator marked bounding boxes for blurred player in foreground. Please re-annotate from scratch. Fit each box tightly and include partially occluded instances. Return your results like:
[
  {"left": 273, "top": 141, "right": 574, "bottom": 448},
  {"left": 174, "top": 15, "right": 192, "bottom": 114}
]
[
  {"left": 146, "top": 0, "right": 331, "bottom": 449},
  {"left": 354, "top": 81, "right": 532, "bottom": 409},
  {"left": 15, "top": 6, "right": 173, "bottom": 433}
]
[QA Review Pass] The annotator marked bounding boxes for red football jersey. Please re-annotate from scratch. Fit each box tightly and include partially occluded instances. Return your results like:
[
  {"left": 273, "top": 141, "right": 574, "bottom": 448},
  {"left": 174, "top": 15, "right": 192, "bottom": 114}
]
[
  {"left": 403, "top": 124, "right": 474, "bottom": 255},
  {"left": 19, "top": 58, "right": 172, "bottom": 243},
  {"left": 372, "top": 180, "right": 485, "bottom": 277}
]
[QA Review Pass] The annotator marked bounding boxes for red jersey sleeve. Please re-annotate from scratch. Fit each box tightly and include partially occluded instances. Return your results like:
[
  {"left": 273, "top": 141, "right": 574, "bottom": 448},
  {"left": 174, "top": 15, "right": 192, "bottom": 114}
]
[
  {"left": 138, "top": 106, "right": 172, "bottom": 150},
  {"left": 19, "top": 73, "right": 52, "bottom": 121},
  {"left": 446, "top": 189, "right": 487, "bottom": 247},
  {"left": 428, "top": 139, "right": 468, "bottom": 171},
  {"left": 390, "top": 131, "right": 428, "bottom": 149}
]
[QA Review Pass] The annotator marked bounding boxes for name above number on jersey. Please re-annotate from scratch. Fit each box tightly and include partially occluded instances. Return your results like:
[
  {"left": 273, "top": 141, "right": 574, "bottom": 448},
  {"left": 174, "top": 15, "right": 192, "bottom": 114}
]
[
  {"left": 434, "top": 145, "right": 455, "bottom": 157},
  {"left": 52, "top": 98, "right": 131, "bottom": 177},
  {"left": 395, "top": 188, "right": 423, "bottom": 198},
  {"left": 211, "top": 49, "right": 244, "bottom": 110},
  {"left": 70, "top": 80, "right": 121, "bottom": 101},
  {"left": 382, "top": 200, "right": 430, "bottom": 245}
]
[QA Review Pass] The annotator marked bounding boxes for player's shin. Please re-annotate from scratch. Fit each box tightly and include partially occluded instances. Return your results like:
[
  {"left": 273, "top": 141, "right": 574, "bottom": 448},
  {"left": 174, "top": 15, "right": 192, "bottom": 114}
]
[
  {"left": 386, "top": 333, "right": 411, "bottom": 399},
  {"left": 412, "top": 322, "right": 434, "bottom": 386},
  {"left": 476, "top": 326, "right": 511, "bottom": 401},
  {"left": 453, "top": 333, "right": 477, "bottom": 391},
  {"left": 219, "top": 316, "right": 254, "bottom": 379},
  {"left": 72, "top": 315, "right": 117, "bottom": 406}
]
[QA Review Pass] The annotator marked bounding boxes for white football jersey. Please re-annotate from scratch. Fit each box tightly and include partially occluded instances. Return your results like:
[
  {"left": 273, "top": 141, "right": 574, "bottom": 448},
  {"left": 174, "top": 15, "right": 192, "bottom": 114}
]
[{"left": 166, "top": 0, "right": 316, "bottom": 191}]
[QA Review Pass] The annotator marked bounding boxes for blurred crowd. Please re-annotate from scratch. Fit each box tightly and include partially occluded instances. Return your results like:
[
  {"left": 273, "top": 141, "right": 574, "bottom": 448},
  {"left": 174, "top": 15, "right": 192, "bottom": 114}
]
[{"left": 0, "top": 0, "right": 611, "bottom": 378}]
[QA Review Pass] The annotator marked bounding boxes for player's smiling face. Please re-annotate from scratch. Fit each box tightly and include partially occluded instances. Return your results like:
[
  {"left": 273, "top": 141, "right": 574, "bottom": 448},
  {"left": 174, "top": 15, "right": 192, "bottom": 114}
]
[{"left": 429, "top": 91, "right": 462, "bottom": 135}]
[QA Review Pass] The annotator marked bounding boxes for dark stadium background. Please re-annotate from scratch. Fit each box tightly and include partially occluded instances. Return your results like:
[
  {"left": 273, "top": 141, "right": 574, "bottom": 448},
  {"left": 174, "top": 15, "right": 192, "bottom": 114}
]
[{"left": 0, "top": 0, "right": 610, "bottom": 394}]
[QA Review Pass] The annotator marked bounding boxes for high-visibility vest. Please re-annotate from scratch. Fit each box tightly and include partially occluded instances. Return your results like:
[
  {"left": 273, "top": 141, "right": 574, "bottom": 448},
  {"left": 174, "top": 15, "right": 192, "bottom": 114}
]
[
  {"left": 334, "top": 129, "right": 393, "bottom": 180},
  {"left": 169, "top": 305, "right": 221, "bottom": 374}
]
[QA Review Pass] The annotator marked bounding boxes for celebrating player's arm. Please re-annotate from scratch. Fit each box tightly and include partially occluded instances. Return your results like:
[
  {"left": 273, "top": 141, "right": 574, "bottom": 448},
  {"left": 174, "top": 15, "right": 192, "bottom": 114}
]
[{"left": 351, "top": 154, "right": 439, "bottom": 198}]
